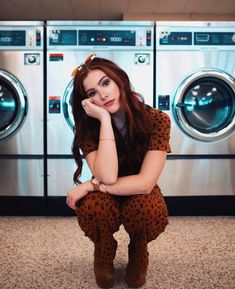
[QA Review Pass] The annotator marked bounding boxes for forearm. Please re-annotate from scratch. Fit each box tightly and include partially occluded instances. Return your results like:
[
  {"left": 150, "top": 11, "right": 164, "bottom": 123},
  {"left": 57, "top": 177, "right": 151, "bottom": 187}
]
[
  {"left": 103, "top": 173, "right": 156, "bottom": 196},
  {"left": 66, "top": 179, "right": 95, "bottom": 210},
  {"left": 93, "top": 115, "right": 118, "bottom": 184},
  {"left": 103, "top": 151, "right": 167, "bottom": 196}
]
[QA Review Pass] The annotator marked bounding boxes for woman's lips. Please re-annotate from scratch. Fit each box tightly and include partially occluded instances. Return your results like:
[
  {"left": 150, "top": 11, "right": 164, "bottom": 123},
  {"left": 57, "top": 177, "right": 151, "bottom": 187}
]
[{"left": 104, "top": 99, "right": 115, "bottom": 107}]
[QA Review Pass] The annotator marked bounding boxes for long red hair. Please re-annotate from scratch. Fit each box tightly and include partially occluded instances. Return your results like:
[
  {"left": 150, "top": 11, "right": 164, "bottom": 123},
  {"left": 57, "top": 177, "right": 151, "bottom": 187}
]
[{"left": 72, "top": 57, "right": 150, "bottom": 184}]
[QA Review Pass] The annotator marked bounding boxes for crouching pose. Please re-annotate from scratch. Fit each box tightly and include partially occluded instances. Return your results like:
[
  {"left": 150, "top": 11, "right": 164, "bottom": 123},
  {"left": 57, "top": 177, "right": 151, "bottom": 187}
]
[{"left": 66, "top": 55, "right": 171, "bottom": 288}]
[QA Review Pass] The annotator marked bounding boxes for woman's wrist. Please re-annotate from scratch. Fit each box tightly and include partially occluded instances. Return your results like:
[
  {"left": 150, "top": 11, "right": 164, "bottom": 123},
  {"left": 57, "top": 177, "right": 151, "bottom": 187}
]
[
  {"left": 82, "top": 179, "right": 95, "bottom": 192},
  {"left": 91, "top": 178, "right": 100, "bottom": 191},
  {"left": 99, "top": 182, "right": 107, "bottom": 193},
  {"left": 91, "top": 178, "right": 108, "bottom": 193}
]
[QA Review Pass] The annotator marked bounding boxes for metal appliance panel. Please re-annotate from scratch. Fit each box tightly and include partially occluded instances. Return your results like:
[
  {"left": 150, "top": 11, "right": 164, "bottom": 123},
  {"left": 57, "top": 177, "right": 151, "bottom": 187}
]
[
  {"left": 0, "top": 158, "right": 44, "bottom": 196},
  {"left": 0, "top": 22, "right": 45, "bottom": 199},
  {"left": 156, "top": 22, "right": 235, "bottom": 198},
  {"left": 0, "top": 51, "right": 44, "bottom": 154},
  {"left": 46, "top": 21, "right": 154, "bottom": 197},
  {"left": 47, "top": 159, "right": 92, "bottom": 196},
  {"left": 47, "top": 50, "right": 153, "bottom": 155},
  {"left": 158, "top": 158, "right": 235, "bottom": 196},
  {"left": 156, "top": 50, "right": 235, "bottom": 154},
  {"left": 156, "top": 20, "right": 235, "bottom": 155}
]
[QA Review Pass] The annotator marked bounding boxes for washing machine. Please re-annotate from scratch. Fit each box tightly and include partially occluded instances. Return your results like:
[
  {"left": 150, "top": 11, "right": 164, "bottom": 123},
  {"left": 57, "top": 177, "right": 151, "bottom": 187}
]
[
  {"left": 46, "top": 21, "right": 154, "bottom": 197},
  {"left": 155, "top": 21, "right": 235, "bottom": 196},
  {"left": 0, "top": 21, "right": 44, "bottom": 197}
]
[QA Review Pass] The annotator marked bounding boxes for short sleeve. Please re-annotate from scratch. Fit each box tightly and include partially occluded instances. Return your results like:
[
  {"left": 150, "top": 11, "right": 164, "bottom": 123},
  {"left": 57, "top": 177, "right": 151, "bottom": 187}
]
[
  {"left": 148, "top": 109, "right": 171, "bottom": 153},
  {"left": 80, "top": 139, "right": 98, "bottom": 157}
]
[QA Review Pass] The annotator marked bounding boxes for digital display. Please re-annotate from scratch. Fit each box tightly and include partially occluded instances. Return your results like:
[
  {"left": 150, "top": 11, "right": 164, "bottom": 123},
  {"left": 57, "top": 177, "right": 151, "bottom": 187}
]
[
  {"left": 49, "top": 30, "right": 77, "bottom": 46},
  {"left": 194, "top": 32, "right": 235, "bottom": 45},
  {"left": 0, "top": 31, "right": 25, "bottom": 46},
  {"left": 78, "top": 30, "right": 136, "bottom": 46}
]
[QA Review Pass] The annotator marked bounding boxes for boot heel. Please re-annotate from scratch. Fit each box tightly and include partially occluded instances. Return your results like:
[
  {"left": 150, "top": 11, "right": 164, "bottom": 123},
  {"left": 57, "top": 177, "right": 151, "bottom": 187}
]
[
  {"left": 125, "top": 241, "right": 149, "bottom": 287},
  {"left": 94, "top": 262, "right": 115, "bottom": 288},
  {"left": 94, "top": 240, "right": 117, "bottom": 288}
]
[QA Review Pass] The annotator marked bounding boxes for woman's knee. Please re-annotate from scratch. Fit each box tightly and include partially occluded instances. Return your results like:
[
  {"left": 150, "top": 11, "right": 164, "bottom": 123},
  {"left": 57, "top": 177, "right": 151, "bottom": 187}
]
[
  {"left": 122, "top": 193, "right": 168, "bottom": 241},
  {"left": 76, "top": 191, "right": 121, "bottom": 230}
]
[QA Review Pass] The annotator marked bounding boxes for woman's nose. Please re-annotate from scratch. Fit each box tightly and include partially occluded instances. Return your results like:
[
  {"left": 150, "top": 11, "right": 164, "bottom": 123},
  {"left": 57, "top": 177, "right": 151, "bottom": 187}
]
[{"left": 99, "top": 89, "right": 107, "bottom": 100}]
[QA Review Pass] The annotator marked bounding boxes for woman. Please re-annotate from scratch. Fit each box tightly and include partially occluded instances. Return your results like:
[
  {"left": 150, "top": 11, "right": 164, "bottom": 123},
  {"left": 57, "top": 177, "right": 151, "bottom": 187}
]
[{"left": 66, "top": 54, "right": 171, "bottom": 288}]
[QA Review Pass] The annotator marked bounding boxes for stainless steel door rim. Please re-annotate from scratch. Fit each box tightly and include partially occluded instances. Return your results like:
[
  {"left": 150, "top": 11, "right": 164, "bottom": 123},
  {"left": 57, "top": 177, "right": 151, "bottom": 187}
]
[
  {"left": 173, "top": 68, "right": 235, "bottom": 142},
  {"left": 0, "top": 70, "right": 27, "bottom": 141}
]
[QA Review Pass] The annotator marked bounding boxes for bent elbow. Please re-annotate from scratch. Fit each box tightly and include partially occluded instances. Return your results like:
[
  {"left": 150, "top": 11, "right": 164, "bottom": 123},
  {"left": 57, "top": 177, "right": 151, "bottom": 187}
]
[
  {"left": 143, "top": 181, "right": 156, "bottom": 195},
  {"left": 143, "top": 187, "right": 152, "bottom": 195},
  {"left": 100, "top": 175, "right": 117, "bottom": 185}
]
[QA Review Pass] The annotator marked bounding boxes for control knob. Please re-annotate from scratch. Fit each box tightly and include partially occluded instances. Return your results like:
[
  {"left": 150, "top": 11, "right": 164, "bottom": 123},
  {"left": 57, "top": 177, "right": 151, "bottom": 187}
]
[
  {"left": 138, "top": 55, "right": 146, "bottom": 64},
  {"left": 28, "top": 55, "right": 37, "bottom": 64}
]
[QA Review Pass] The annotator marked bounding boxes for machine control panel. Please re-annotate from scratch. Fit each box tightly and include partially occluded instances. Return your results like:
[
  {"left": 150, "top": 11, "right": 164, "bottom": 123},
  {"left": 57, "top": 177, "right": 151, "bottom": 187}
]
[
  {"left": 159, "top": 32, "right": 192, "bottom": 45},
  {"left": 194, "top": 32, "right": 235, "bottom": 45},
  {"left": 158, "top": 30, "right": 235, "bottom": 47},
  {"left": 0, "top": 30, "right": 25, "bottom": 46},
  {"left": 48, "top": 29, "right": 152, "bottom": 47},
  {"left": 49, "top": 30, "right": 77, "bottom": 46},
  {"left": 0, "top": 28, "right": 42, "bottom": 49},
  {"left": 79, "top": 30, "right": 136, "bottom": 46}
]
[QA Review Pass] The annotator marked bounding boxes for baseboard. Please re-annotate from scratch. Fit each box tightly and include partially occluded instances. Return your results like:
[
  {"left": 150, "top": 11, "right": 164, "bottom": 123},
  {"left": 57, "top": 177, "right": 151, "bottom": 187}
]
[
  {"left": 0, "top": 196, "right": 47, "bottom": 216},
  {"left": 165, "top": 196, "right": 235, "bottom": 216},
  {"left": 0, "top": 196, "right": 234, "bottom": 216}
]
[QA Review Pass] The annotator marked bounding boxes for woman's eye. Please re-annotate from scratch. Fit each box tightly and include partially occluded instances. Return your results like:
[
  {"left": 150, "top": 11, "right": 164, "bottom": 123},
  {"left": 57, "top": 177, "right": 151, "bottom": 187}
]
[
  {"left": 102, "top": 79, "right": 110, "bottom": 87},
  {"left": 87, "top": 91, "right": 96, "bottom": 98}
]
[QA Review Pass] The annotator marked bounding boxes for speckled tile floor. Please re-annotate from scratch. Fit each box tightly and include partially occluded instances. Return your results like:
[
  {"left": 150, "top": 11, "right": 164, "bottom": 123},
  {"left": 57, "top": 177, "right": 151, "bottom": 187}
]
[{"left": 0, "top": 216, "right": 234, "bottom": 289}]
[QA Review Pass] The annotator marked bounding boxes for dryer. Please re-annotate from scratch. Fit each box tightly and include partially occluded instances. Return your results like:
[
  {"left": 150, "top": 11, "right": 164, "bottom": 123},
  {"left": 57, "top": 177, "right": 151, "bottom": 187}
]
[
  {"left": 155, "top": 21, "right": 235, "bottom": 196},
  {"left": 0, "top": 21, "right": 44, "bottom": 197},
  {"left": 46, "top": 21, "right": 154, "bottom": 197}
]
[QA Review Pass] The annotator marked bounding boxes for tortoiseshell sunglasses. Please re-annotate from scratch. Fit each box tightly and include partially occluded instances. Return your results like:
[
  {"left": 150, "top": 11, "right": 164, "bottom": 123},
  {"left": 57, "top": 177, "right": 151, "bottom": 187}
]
[{"left": 71, "top": 53, "right": 96, "bottom": 77}]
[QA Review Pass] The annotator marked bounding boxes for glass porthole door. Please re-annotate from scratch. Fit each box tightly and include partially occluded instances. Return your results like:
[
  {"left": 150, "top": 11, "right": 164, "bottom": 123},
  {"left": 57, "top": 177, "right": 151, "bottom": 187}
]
[
  {"left": 173, "top": 69, "right": 235, "bottom": 142},
  {"left": 0, "top": 70, "right": 27, "bottom": 141}
]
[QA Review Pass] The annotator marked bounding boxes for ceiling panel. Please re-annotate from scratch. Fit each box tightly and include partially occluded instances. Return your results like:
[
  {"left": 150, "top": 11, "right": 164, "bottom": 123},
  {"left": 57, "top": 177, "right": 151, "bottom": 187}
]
[
  {"left": 70, "top": 0, "right": 101, "bottom": 19},
  {"left": 183, "top": 0, "right": 214, "bottom": 13},
  {"left": 100, "top": 0, "right": 128, "bottom": 19},
  {"left": 40, "top": 0, "right": 76, "bottom": 19},
  {"left": 155, "top": 0, "right": 189, "bottom": 13},
  {"left": 128, "top": 0, "right": 157, "bottom": 14},
  {"left": 0, "top": 0, "right": 235, "bottom": 21},
  {"left": 210, "top": 0, "right": 235, "bottom": 13},
  {"left": 10, "top": 0, "right": 45, "bottom": 14},
  {"left": 0, "top": 0, "right": 21, "bottom": 20}
]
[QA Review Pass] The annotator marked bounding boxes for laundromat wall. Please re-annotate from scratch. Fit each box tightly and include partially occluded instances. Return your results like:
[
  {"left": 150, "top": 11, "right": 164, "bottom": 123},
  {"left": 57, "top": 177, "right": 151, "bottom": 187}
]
[{"left": 0, "top": 20, "right": 234, "bottom": 216}]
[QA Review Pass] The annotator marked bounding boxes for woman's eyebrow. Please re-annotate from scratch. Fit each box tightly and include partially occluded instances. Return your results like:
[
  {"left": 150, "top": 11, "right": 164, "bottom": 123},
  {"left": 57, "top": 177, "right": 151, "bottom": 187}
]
[{"left": 85, "top": 75, "right": 107, "bottom": 94}]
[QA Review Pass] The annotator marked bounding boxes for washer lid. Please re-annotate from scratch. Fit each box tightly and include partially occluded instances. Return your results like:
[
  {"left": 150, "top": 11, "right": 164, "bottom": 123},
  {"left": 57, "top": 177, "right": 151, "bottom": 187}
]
[
  {"left": 0, "top": 70, "right": 27, "bottom": 141},
  {"left": 173, "top": 69, "right": 235, "bottom": 142}
]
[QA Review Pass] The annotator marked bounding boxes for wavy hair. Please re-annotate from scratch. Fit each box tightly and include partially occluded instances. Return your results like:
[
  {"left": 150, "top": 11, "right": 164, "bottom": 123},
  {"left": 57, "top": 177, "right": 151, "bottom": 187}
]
[{"left": 72, "top": 57, "right": 150, "bottom": 184}]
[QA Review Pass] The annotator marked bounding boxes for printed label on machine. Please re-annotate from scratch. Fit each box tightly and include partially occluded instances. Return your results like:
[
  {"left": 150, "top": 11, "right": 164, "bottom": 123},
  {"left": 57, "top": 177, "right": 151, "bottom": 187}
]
[
  {"left": 49, "top": 96, "right": 61, "bottom": 113},
  {"left": 49, "top": 53, "right": 64, "bottom": 61}
]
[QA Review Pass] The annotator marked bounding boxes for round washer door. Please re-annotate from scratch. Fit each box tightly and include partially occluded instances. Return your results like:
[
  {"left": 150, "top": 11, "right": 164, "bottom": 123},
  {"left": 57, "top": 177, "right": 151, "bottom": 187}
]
[
  {"left": 63, "top": 79, "right": 74, "bottom": 130},
  {"left": 0, "top": 70, "right": 27, "bottom": 141},
  {"left": 173, "top": 69, "right": 235, "bottom": 142}
]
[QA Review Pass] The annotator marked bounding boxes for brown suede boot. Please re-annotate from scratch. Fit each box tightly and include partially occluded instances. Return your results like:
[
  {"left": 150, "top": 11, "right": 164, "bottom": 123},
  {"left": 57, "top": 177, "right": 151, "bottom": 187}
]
[
  {"left": 94, "top": 239, "right": 117, "bottom": 288},
  {"left": 125, "top": 238, "right": 149, "bottom": 288}
]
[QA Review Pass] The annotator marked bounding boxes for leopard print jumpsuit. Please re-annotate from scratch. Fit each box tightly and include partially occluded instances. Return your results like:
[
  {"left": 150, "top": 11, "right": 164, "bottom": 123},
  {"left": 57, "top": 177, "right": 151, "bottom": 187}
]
[{"left": 75, "top": 107, "right": 171, "bottom": 269}]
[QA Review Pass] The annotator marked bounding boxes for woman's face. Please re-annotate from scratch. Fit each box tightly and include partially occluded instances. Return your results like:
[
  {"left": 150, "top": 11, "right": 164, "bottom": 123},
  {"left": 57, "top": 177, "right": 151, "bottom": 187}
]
[{"left": 82, "top": 69, "right": 121, "bottom": 114}]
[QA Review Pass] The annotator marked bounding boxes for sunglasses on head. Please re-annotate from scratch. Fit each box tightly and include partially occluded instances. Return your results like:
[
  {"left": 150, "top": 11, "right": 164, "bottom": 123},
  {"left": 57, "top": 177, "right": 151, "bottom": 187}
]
[{"left": 71, "top": 54, "right": 96, "bottom": 77}]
